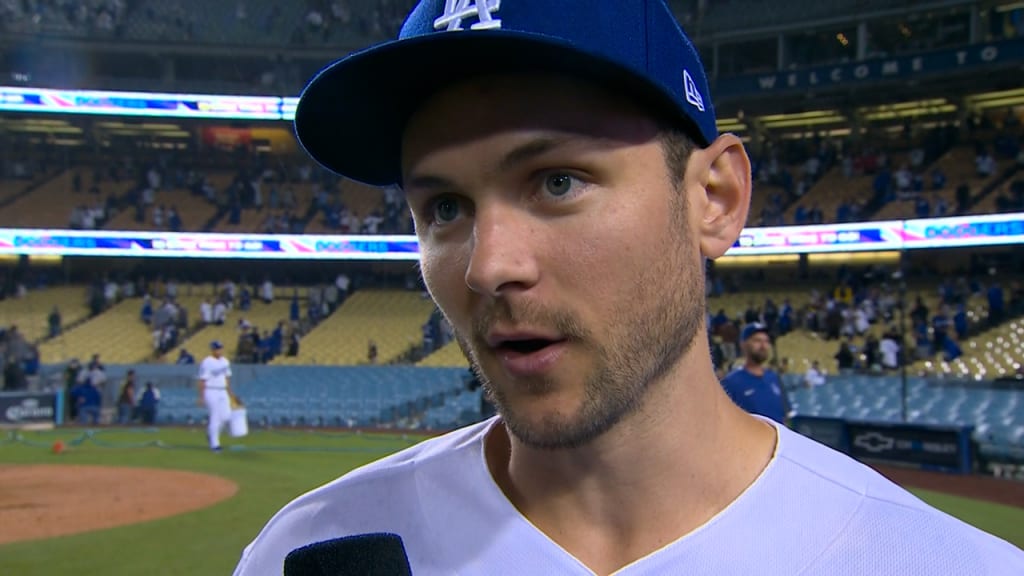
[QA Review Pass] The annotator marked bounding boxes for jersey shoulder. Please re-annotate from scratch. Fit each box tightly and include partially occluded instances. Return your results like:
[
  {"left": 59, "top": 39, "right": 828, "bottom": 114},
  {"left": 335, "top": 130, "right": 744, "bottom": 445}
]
[
  {"left": 774, "top": 424, "right": 1024, "bottom": 574},
  {"left": 232, "top": 419, "right": 496, "bottom": 576}
]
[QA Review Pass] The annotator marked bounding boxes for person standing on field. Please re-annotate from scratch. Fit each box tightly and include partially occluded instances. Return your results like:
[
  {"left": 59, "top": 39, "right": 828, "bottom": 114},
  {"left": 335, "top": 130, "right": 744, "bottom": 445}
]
[{"left": 198, "top": 340, "right": 233, "bottom": 452}]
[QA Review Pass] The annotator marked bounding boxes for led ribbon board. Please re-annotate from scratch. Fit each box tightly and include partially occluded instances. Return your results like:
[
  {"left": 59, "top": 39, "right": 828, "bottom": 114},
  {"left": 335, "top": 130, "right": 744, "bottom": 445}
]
[
  {"left": 730, "top": 221, "right": 905, "bottom": 256},
  {"left": 0, "top": 230, "right": 420, "bottom": 260},
  {"left": 0, "top": 213, "right": 1020, "bottom": 260},
  {"left": 0, "top": 87, "right": 281, "bottom": 120}
]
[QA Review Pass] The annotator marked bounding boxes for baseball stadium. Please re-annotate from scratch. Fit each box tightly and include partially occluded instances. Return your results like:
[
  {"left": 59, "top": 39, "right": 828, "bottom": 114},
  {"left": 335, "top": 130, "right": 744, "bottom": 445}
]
[{"left": 1, "top": 0, "right": 1024, "bottom": 574}]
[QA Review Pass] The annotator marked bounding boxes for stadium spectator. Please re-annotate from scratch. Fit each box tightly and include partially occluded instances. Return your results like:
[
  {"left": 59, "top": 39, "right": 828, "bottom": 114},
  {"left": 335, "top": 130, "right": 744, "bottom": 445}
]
[
  {"left": 200, "top": 298, "right": 213, "bottom": 325},
  {"left": 213, "top": 299, "right": 228, "bottom": 325},
  {"left": 177, "top": 348, "right": 195, "bottom": 365},
  {"left": 138, "top": 382, "right": 160, "bottom": 425},
  {"left": 73, "top": 376, "right": 103, "bottom": 425},
  {"left": 141, "top": 295, "right": 153, "bottom": 325},
  {"left": 260, "top": 278, "right": 274, "bottom": 304},
  {"left": 239, "top": 285, "right": 252, "bottom": 311},
  {"left": 335, "top": 273, "right": 351, "bottom": 302},
  {"left": 988, "top": 282, "right": 1005, "bottom": 326},
  {"left": 803, "top": 361, "right": 827, "bottom": 388},
  {"left": 913, "top": 320, "right": 931, "bottom": 359},
  {"left": 367, "top": 339, "right": 378, "bottom": 365},
  {"left": 64, "top": 359, "right": 82, "bottom": 422},
  {"left": 48, "top": 306, "right": 61, "bottom": 338},
  {"left": 288, "top": 293, "right": 300, "bottom": 323},
  {"left": 976, "top": 146, "right": 996, "bottom": 178},
  {"left": 117, "top": 372, "right": 137, "bottom": 424},
  {"left": 910, "top": 296, "right": 929, "bottom": 326},
  {"left": 943, "top": 334, "right": 963, "bottom": 362},
  {"left": 287, "top": 326, "right": 301, "bottom": 357},
  {"left": 834, "top": 339, "right": 855, "bottom": 373},
  {"left": 880, "top": 329, "right": 902, "bottom": 371},
  {"left": 168, "top": 206, "right": 182, "bottom": 232},
  {"left": 953, "top": 304, "right": 969, "bottom": 340}
]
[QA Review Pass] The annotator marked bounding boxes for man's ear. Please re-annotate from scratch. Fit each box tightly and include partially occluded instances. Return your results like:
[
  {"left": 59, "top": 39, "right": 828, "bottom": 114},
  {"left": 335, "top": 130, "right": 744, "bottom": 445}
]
[{"left": 690, "top": 134, "right": 751, "bottom": 259}]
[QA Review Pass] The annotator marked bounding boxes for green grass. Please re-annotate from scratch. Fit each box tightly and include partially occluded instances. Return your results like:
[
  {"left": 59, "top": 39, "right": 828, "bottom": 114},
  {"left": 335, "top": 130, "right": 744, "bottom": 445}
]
[
  {"left": 0, "top": 427, "right": 427, "bottom": 576},
  {"left": 1, "top": 427, "right": 1022, "bottom": 576},
  {"left": 909, "top": 488, "right": 1024, "bottom": 547}
]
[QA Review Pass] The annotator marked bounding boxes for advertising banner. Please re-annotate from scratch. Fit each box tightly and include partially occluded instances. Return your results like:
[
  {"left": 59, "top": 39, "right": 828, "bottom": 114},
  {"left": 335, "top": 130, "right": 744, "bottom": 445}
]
[
  {"left": 0, "top": 392, "right": 57, "bottom": 426},
  {"left": 845, "top": 421, "right": 973, "bottom": 474}
]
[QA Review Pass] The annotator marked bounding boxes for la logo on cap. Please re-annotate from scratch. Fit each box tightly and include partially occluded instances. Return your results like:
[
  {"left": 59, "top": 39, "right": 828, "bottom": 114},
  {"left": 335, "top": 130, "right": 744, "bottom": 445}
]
[
  {"left": 435, "top": 0, "right": 502, "bottom": 31},
  {"left": 683, "top": 70, "right": 705, "bottom": 112}
]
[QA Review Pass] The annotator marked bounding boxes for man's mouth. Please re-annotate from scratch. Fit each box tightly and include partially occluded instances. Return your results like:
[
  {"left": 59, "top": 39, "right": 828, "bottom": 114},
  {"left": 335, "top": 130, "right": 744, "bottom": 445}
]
[{"left": 495, "top": 338, "right": 562, "bottom": 354}]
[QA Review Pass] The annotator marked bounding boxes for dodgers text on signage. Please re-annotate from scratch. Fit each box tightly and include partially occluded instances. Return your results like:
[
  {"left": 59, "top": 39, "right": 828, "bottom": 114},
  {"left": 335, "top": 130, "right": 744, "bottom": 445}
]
[
  {"left": 717, "top": 37, "right": 1024, "bottom": 98},
  {"left": 0, "top": 211, "right": 1019, "bottom": 260}
]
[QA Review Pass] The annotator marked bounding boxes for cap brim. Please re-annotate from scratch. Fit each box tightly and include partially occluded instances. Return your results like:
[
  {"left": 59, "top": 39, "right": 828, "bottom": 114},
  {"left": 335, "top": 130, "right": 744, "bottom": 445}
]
[{"left": 295, "top": 32, "right": 702, "bottom": 187}]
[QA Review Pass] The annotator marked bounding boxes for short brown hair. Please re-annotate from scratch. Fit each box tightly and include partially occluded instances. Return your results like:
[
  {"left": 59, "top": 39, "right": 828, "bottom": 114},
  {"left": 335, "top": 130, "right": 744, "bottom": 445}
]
[{"left": 659, "top": 128, "right": 695, "bottom": 188}]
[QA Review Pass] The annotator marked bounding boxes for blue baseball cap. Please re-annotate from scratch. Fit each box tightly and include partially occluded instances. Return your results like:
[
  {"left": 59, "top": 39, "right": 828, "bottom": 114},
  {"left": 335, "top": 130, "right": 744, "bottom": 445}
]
[
  {"left": 740, "top": 323, "right": 770, "bottom": 343},
  {"left": 294, "top": 0, "right": 717, "bottom": 187},
  {"left": 210, "top": 340, "right": 224, "bottom": 350}
]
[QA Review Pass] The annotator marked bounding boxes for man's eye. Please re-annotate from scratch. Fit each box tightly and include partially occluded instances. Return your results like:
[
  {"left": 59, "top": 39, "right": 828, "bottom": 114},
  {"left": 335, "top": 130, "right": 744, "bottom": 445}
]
[
  {"left": 544, "top": 174, "right": 575, "bottom": 197},
  {"left": 432, "top": 197, "right": 461, "bottom": 224}
]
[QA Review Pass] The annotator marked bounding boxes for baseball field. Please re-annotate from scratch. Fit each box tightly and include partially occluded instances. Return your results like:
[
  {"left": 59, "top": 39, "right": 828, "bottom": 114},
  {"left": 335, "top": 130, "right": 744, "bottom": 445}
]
[{"left": 1, "top": 426, "right": 1022, "bottom": 576}]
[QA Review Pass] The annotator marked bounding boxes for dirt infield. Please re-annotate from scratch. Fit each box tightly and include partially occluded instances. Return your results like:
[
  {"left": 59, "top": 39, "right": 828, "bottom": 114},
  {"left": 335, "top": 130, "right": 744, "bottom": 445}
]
[
  {"left": 0, "top": 464, "right": 238, "bottom": 545},
  {"left": 874, "top": 465, "right": 1024, "bottom": 508}
]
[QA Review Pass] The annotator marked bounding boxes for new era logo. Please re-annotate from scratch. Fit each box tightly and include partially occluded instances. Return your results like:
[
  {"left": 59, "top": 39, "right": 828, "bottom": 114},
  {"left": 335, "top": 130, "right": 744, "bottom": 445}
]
[
  {"left": 434, "top": 0, "right": 502, "bottom": 31},
  {"left": 683, "top": 69, "right": 705, "bottom": 112}
]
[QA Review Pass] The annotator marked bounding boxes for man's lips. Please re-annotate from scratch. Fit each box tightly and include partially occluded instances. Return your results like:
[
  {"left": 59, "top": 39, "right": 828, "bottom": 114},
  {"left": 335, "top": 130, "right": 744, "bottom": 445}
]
[{"left": 485, "top": 330, "right": 567, "bottom": 352}]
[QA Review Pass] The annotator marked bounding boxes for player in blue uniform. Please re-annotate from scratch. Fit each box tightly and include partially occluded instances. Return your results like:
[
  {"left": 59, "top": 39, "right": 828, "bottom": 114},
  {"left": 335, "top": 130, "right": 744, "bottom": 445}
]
[{"left": 721, "top": 323, "right": 789, "bottom": 424}]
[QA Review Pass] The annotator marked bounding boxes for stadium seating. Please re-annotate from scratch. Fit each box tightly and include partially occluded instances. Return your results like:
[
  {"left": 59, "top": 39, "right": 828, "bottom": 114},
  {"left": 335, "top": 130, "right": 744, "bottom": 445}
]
[
  {"left": 101, "top": 182, "right": 220, "bottom": 229},
  {"left": 0, "top": 286, "right": 92, "bottom": 343},
  {"left": 0, "top": 169, "right": 134, "bottom": 229},
  {"left": 155, "top": 365, "right": 467, "bottom": 428},
  {"left": 418, "top": 341, "right": 470, "bottom": 367},
  {"left": 274, "top": 290, "right": 436, "bottom": 366},
  {"left": 871, "top": 147, "right": 1011, "bottom": 221},
  {"left": 38, "top": 298, "right": 155, "bottom": 364},
  {"left": 932, "top": 319, "right": 1023, "bottom": 381},
  {"left": 787, "top": 374, "right": 1024, "bottom": 447},
  {"left": 711, "top": 283, "right": 994, "bottom": 377},
  {"left": 303, "top": 179, "right": 387, "bottom": 235},
  {"left": 165, "top": 298, "right": 294, "bottom": 362},
  {"left": 420, "top": 387, "right": 486, "bottom": 430}
]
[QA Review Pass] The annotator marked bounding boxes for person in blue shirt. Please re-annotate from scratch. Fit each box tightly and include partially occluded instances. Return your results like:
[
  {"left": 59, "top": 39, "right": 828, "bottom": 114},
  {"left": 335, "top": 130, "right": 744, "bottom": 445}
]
[
  {"left": 140, "top": 296, "right": 153, "bottom": 325},
  {"left": 988, "top": 282, "right": 1005, "bottom": 326},
  {"left": 176, "top": 348, "right": 195, "bottom": 365},
  {"left": 953, "top": 304, "right": 968, "bottom": 341},
  {"left": 720, "top": 324, "right": 789, "bottom": 424},
  {"left": 72, "top": 378, "right": 103, "bottom": 425},
  {"left": 138, "top": 382, "right": 160, "bottom": 425},
  {"left": 290, "top": 294, "right": 300, "bottom": 323}
]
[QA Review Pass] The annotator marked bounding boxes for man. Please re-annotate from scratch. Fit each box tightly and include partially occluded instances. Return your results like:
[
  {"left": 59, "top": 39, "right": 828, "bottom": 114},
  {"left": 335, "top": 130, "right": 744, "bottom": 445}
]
[
  {"left": 198, "top": 340, "right": 233, "bottom": 452},
  {"left": 720, "top": 323, "right": 788, "bottom": 424},
  {"left": 138, "top": 381, "right": 160, "bottom": 425},
  {"left": 804, "top": 360, "right": 827, "bottom": 388},
  {"left": 235, "top": 1, "right": 1023, "bottom": 574}
]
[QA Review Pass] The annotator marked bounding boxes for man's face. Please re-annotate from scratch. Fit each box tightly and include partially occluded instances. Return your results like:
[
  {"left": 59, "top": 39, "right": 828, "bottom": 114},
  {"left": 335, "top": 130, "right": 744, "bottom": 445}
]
[
  {"left": 402, "top": 75, "right": 705, "bottom": 450},
  {"left": 743, "top": 333, "right": 772, "bottom": 365}
]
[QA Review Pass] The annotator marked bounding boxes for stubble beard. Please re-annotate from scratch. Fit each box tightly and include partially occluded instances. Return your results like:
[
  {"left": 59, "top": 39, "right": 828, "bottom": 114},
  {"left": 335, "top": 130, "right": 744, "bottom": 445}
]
[{"left": 452, "top": 195, "right": 705, "bottom": 451}]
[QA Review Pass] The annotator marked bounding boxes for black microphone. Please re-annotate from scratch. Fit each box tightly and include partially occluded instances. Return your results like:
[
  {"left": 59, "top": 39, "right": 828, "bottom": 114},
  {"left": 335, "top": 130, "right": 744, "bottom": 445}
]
[{"left": 283, "top": 533, "right": 413, "bottom": 576}]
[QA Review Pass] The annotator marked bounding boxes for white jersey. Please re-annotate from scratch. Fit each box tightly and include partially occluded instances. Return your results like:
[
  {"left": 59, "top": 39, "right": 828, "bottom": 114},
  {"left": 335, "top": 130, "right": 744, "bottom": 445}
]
[
  {"left": 199, "top": 356, "right": 231, "bottom": 390},
  {"left": 233, "top": 418, "right": 1023, "bottom": 576}
]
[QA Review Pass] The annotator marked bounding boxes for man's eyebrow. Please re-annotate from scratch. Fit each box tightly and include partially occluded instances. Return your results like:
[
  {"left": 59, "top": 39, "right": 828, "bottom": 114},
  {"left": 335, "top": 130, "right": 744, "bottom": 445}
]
[
  {"left": 496, "top": 135, "right": 573, "bottom": 173},
  {"left": 403, "top": 135, "right": 576, "bottom": 195}
]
